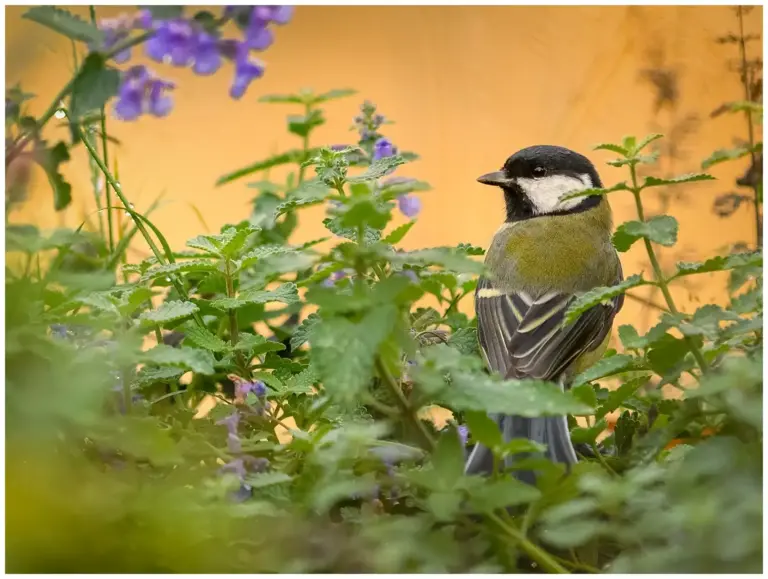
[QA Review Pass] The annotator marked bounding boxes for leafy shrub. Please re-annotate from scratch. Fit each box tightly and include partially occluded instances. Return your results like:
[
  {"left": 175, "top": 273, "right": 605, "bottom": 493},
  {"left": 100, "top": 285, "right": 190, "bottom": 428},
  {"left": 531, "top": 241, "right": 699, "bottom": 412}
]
[{"left": 6, "top": 6, "right": 762, "bottom": 573}]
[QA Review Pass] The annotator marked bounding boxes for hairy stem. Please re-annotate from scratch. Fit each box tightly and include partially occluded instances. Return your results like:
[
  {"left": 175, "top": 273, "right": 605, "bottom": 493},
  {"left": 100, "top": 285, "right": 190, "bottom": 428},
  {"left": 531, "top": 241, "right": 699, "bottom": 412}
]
[
  {"left": 224, "top": 258, "right": 247, "bottom": 374},
  {"left": 487, "top": 512, "right": 570, "bottom": 574},
  {"left": 629, "top": 164, "right": 709, "bottom": 374},
  {"left": 375, "top": 357, "right": 435, "bottom": 451}
]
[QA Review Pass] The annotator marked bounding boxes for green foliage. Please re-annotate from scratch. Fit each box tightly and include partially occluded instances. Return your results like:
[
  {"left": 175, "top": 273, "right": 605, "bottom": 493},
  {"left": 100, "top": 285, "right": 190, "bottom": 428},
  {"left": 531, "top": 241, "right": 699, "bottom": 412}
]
[
  {"left": 5, "top": 50, "right": 762, "bottom": 575},
  {"left": 22, "top": 6, "right": 104, "bottom": 43}
]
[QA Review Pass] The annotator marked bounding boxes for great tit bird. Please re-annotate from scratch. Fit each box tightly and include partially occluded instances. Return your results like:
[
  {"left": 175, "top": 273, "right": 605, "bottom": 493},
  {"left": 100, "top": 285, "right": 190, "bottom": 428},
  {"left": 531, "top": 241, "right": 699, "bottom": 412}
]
[{"left": 465, "top": 145, "right": 624, "bottom": 484}]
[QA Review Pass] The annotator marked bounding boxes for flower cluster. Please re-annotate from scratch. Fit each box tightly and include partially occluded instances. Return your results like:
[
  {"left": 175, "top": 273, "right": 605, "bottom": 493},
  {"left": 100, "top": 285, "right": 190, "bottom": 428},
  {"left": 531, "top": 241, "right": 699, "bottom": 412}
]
[
  {"left": 104, "top": 6, "right": 294, "bottom": 121},
  {"left": 353, "top": 100, "right": 386, "bottom": 143},
  {"left": 91, "top": 9, "right": 152, "bottom": 64},
  {"left": 113, "top": 65, "right": 175, "bottom": 121}
]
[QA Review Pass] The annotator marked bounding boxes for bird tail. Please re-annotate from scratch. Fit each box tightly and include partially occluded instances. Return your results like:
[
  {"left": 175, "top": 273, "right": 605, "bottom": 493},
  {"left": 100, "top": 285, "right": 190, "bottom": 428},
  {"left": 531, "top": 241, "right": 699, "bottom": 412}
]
[{"left": 464, "top": 413, "right": 578, "bottom": 485}]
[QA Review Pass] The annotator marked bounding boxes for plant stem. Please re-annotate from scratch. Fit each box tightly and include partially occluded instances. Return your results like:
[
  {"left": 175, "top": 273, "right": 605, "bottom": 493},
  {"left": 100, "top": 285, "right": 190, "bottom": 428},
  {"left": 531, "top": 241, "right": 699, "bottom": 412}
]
[
  {"left": 6, "top": 32, "right": 153, "bottom": 168},
  {"left": 297, "top": 103, "right": 312, "bottom": 183},
  {"left": 628, "top": 164, "right": 710, "bottom": 374},
  {"left": 624, "top": 291, "right": 669, "bottom": 312},
  {"left": 375, "top": 357, "right": 435, "bottom": 451},
  {"left": 224, "top": 258, "right": 248, "bottom": 373},
  {"left": 736, "top": 6, "right": 762, "bottom": 248},
  {"left": 74, "top": 121, "right": 206, "bottom": 329},
  {"left": 487, "top": 512, "right": 569, "bottom": 574}
]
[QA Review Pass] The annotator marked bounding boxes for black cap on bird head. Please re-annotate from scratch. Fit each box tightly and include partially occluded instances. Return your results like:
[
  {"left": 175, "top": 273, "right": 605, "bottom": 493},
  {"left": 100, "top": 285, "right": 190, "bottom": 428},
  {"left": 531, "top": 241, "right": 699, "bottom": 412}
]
[{"left": 477, "top": 145, "right": 603, "bottom": 222}]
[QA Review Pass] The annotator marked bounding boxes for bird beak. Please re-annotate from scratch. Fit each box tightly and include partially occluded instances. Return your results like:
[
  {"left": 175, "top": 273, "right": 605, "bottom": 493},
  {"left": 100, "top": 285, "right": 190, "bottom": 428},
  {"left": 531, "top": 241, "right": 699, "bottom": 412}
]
[{"left": 477, "top": 171, "right": 514, "bottom": 187}]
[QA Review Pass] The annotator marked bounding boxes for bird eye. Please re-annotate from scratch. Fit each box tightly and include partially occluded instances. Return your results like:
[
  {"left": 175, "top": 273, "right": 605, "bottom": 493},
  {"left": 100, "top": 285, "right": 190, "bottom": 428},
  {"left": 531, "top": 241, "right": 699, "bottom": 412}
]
[{"left": 532, "top": 166, "right": 546, "bottom": 178}]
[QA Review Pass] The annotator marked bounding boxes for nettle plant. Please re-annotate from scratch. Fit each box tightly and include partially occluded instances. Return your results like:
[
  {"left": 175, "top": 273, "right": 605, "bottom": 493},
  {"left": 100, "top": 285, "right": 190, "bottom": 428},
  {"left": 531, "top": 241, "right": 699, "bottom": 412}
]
[{"left": 6, "top": 5, "right": 763, "bottom": 574}]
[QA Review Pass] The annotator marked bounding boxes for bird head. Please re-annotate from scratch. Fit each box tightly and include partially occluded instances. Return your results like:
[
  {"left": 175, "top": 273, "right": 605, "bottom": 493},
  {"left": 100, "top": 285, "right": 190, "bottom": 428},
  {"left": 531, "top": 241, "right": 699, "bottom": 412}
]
[{"left": 477, "top": 145, "right": 603, "bottom": 221}]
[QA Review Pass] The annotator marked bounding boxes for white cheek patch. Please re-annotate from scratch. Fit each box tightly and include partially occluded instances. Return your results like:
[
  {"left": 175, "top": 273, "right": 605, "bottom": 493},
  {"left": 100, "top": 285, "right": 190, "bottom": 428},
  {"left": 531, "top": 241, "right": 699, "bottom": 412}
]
[{"left": 517, "top": 173, "right": 593, "bottom": 214}]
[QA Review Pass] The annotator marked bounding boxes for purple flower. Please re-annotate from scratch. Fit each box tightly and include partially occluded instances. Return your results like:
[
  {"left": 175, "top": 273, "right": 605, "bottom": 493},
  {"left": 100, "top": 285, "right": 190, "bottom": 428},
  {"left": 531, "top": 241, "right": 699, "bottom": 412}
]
[
  {"left": 132, "top": 9, "right": 153, "bottom": 29},
  {"left": 236, "top": 380, "right": 267, "bottom": 398},
  {"left": 254, "top": 6, "right": 295, "bottom": 25},
  {"left": 245, "top": 10, "right": 274, "bottom": 51},
  {"left": 216, "top": 410, "right": 240, "bottom": 436},
  {"left": 192, "top": 31, "right": 222, "bottom": 75},
  {"left": 322, "top": 270, "right": 347, "bottom": 288},
  {"left": 144, "top": 18, "right": 195, "bottom": 66},
  {"left": 373, "top": 137, "right": 396, "bottom": 161},
  {"left": 229, "top": 42, "right": 265, "bottom": 99},
  {"left": 458, "top": 425, "right": 469, "bottom": 446},
  {"left": 397, "top": 195, "right": 421, "bottom": 218},
  {"left": 402, "top": 269, "right": 419, "bottom": 283},
  {"left": 92, "top": 13, "right": 138, "bottom": 63},
  {"left": 227, "top": 432, "right": 242, "bottom": 453},
  {"left": 220, "top": 457, "right": 247, "bottom": 478},
  {"left": 146, "top": 78, "right": 175, "bottom": 117},
  {"left": 113, "top": 66, "right": 175, "bottom": 121}
]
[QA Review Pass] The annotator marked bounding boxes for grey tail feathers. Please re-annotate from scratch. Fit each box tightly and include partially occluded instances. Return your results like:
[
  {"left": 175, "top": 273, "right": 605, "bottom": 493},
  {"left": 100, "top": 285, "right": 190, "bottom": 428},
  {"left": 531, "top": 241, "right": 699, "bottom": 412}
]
[{"left": 464, "top": 413, "right": 578, "bottom": 485}]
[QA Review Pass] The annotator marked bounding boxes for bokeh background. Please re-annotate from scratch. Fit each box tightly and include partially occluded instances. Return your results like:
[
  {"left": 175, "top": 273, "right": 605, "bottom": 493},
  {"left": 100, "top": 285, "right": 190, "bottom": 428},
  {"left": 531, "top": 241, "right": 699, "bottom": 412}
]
[{"left": 6, "top": 5, "right": 763, "bottom": 335}]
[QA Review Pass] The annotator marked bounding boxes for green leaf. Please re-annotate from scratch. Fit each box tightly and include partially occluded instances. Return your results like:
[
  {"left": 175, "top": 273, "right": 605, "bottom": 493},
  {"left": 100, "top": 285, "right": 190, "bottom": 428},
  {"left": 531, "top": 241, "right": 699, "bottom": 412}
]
[
  {"left": 339, "top": 196, "right": 392, "bottom": 231},
  {"left": 322, "top": 217, "right": 381, "bottom": 244},
  {"left": 287, "top": 109, "right": 325, "bottom": 137},
  {"left": 596, "top": 376, "right": 650, "bottom": 419},
  {"left": 564, "top": 275, "right": 647, "bottom": 324},
  {"left": 612, "top": 215, "right": 678, "bottom": 252},
  {"left": 561, "top": 181, "right": 630, "bottom": 201},
  {"left": 134, "top": 366, "right": 184, "bottom": 387},
  {"left": 426, "top": 491, "right": 462, "bottom": 522},
  {"left": 468, "top": 476, "right": 542, "bottom": 512},
  {"left": 702, "top": 146, "right": 753, "bottom": 169},
  {"left": 571, "top": 354, "right": 637, "bottom": 386},
  {"left": 541, "top": 520, "right": 605, "bottom": 549},
  {"left": 139, "top": 5, "right": 184, "bottom": 19},
  {"left": 632, "top": 133, "right": 664, "bottom": 154},
  {"left": 281, "top": 366, "right": 318, "bottom": 395},
  {"left": 464, "top": 411, "right": 503, "bottom": 449},
  {"left": 139, "top": 300, "right": 199, "bottom": 325},
  {"left": 274, "top": 180, "right": 330, "bottom": 217},
  {"left": 210, "top": 283, "right": 299, "bottom": 311},
  {"left": 140, "top": 345, "right": 216, "bottom": 375},
  {"left": 258, "top": 93, "right": 305, "bottom": 104},
  {"left": 35, "top": 141, "right": 72, "bottom": 211},
  {"left": 347, "top": 155, "right": 407, "bottom": 183},
  {"left": 23, "top": 6, "right": 104, "bottom": 43},
  {"left": 391, "top": 247, "right": 484, "bottom": 274},
  {"left": 290, "top": 313, "right": 320, "bottom": 350},
  {"left": 69, "top": 53, "right": 120, "bottom": 120},
  {"left": 571, "top": 418, "right": 607, "bottom": 445},
  {"left": 311, "top": 88, "right": 357, "bottom": 104},
  {"left": 432, "top": 428, "right": 465, "bottom": 487},
  {"left": 593, "top": 142, "right": 628, "bottom": 155},
  {"left": 183, "top": 325, "right": 228, "bottom": 353},
  {"left": 571, "top": 383, "right": 599, "bottom": 408},
  {"left": 234, "top": 333, "right": 286, "bottom": 356},
  {"left": 309, "top": 305, "right": 397, "bottom": 405},
  {"left": 220, "top": 225, "right": 260, "bottom": 257},
  {"left": 243, "top": 471, "right": 293, "bottom": 489},
  {"left": 646, "top": 334, "right": 698, "bottom": 376},
  {"left": 673, "top": 251, "right": 762, "bottom": 279},
  {"left": 382, "top": 221, "right": 415, "bottom": 245},
  {"left": 216, "top": 149, "right": 319, "bottom": 186},
  {"left": 641, "top": 173, "right": 715, "bottom": 189},
  {"left": 447, "top": 327, "right": 479, "bottom": 356},
  {"left": 140, "top": 259, "right": 218, "bottom": 282},
  {"left": 618, "top": 321, "right": 671, "bottom": 350}
]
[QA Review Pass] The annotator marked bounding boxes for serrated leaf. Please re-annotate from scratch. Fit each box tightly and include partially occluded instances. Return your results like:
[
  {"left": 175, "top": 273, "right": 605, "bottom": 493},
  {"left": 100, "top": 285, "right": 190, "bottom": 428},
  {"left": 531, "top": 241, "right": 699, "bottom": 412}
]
[
  {"left": 220, "top": 225, "right": 260, "bottom": 257},
  {"left": 641, "top": 173, "right": 715, "bottom": 189},
  {"left": 282, "top": 366, "right": 318, "bottom": 394},
  {"left": 75, "top": 292, "right": 119, "bottom": 315},
  {"left": 290, "top": 313, "right": 321, "bottom": 350},
  {"left": 593, "top": 142, "right": 628, "bottom": 155},
  {"left": 702, "top": 146, "right": 753, "bottom": 169},
  {"left": 287, "top": 109, "right": 325, "bottom": 137},
  {"left": 234, "top": 333, "right": 286, "bottom": 356},
  {"left": 571, "top": 354, "right": 637, "bottom": 386},
  {"left": 447, "top": 327, "right": 479, "bottom": 356},
  {"left": 612, "top": 215, "right": 678, "bottom": 252},
  {"left": 309, "top": 305, "right": 397, "bottom": 405},
  {"left": 134, "top": 366, "right": 184, "bottom": 387},
  {"left": 311, "top": 88, "right": 357, "bottom": 104},
  {"left": 564, "top": 275, "right": 646, "bottom": 324},
  {"left": 183, "top": 325, "right": 228, "bottom": 352},
  {"left": 432, "top": 428, "right": 465, "bottom": 487},
  {"left": 347, "top": 155, "right": 406, "bottom": 183},
  {"left": 140, "top": 345, "right": 216, "bottom": 375},
  {"left": 243, "top": 471, "right": 293, "bottom": 489},
  {"left": 632, "top": 133, "right": 663, "bottom": 154},
  {"left": 23, "top": 6, "right": 104, "bottom": 43},
  {"left": 391, "top": 247, "right": 484, "bottom": 274},
  {"left": 570, "top": 417, "right": 607, "bottom": 445},
  {"left": 382, "top": 221, "right": 415, "bottom": 245},
  {"left": 274, "top": 180, "right": 330, "bottom": 217},
  {"left": 139, "top": 300, "right": 199, "bottom": 325},
  {"left": 571, "top": 383, "right": 599, "bottom": 408},
  {"left": 322, "top": 216, "right": 381, "bottom": 244},
  {"left": 69, "top": 53, "right": 120, "bottom": 120},
  {"left": 210, "top": 283, "right": 299, "bottom": 311},
  {"left": 216, "top": 148, "right": 319, "bottom": 186},
  {"left": 596, "top": 376, "right": 650, "bottom": 419},
  {"left": 258, "top": 93, "right": 305, "bottom": 104},
  {"left": 426, "top": 491, "right": 462, "bottom": 521},
  {"left": 673, "top": 251, "right": 762, "bottom": 279},
  {"left": 468, "top": 476, "right": 542, "bottom": 512},
  {"left": 561, "top": 181, "right": 630, "bottom": 201},
  {"left": 141, "top": 259, "right": 217, "bottom": 282}
]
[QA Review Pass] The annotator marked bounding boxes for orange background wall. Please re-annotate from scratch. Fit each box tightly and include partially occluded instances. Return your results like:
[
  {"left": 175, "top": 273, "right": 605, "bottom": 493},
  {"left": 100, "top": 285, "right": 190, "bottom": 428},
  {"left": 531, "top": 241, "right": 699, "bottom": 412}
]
[{"left": 6, "top": 5, "right": 763, "bottom": 334}]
